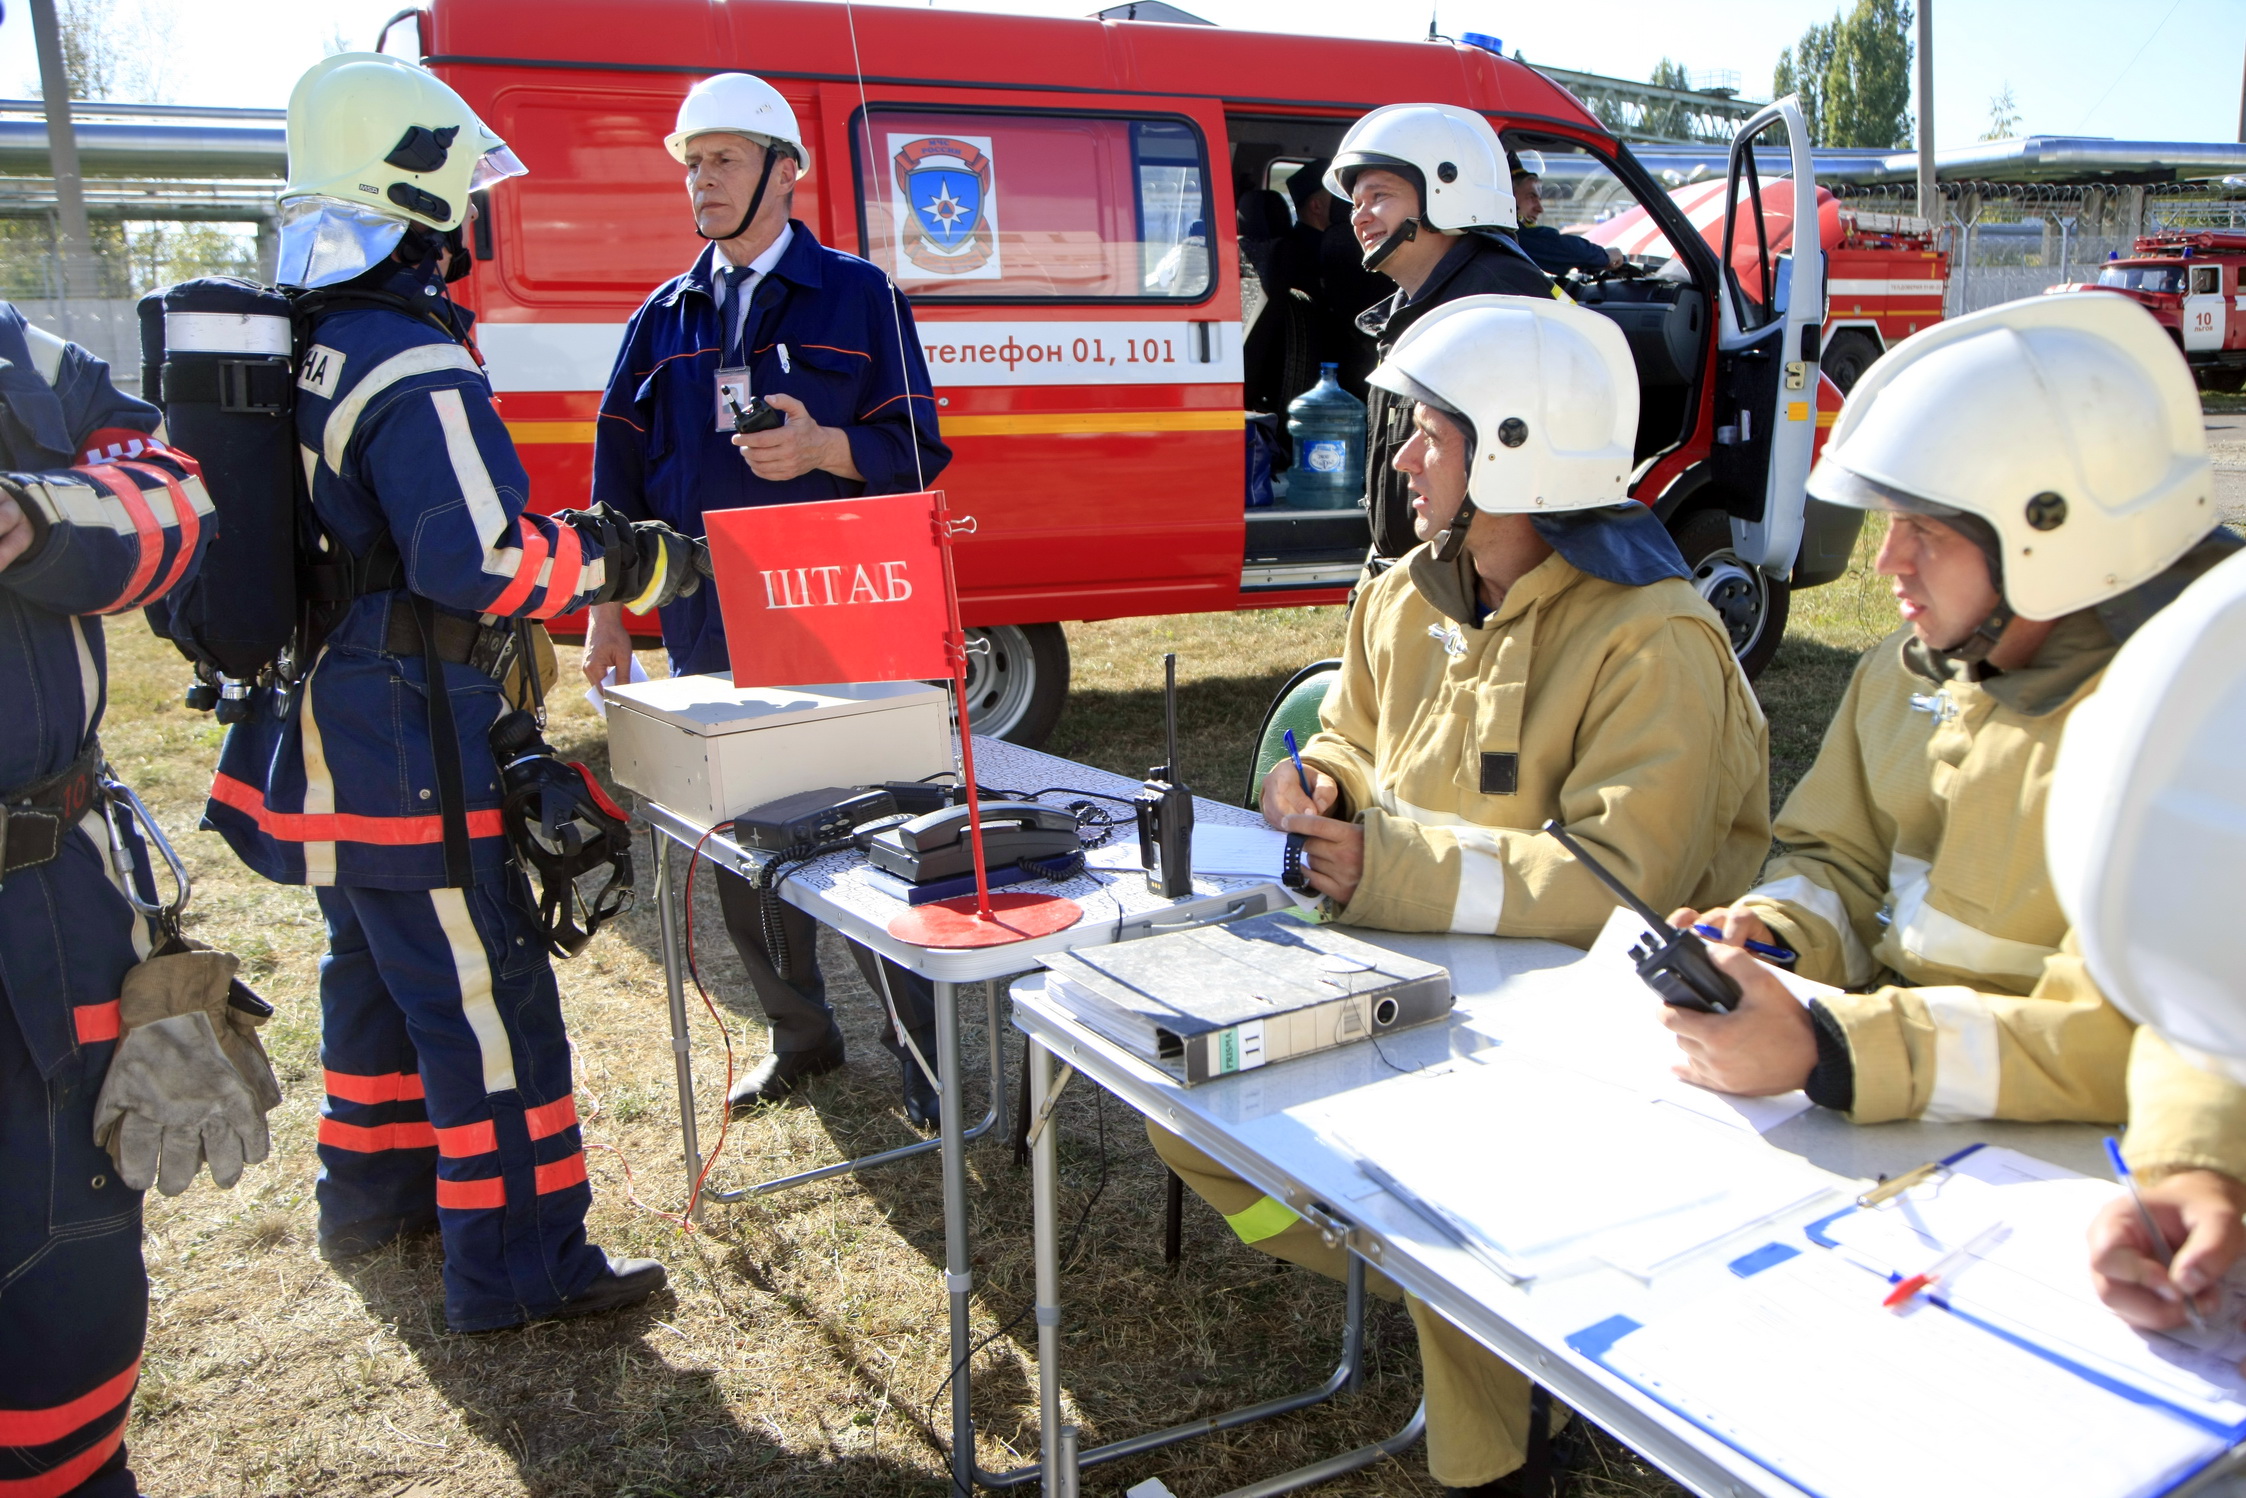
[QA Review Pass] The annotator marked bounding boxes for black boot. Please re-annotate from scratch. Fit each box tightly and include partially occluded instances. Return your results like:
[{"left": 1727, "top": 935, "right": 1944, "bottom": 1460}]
[
  {"left": 459, "top": 1253, "right": 667, "bottom": 1333},
  {"left": 899, "top": 1033, "right": 940, "bottom": 1129},
  {"left": 728, "top": 1031, "right": 846, "bottom": 1111}
]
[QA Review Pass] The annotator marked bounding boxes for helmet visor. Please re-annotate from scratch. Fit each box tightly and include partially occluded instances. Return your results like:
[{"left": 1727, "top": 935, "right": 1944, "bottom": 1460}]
[
  {"left": 274, "top": 196, "right": 408, "bottom": 289},
  {"left": 1806, "top": 457, "right": 1965, "bottom": 519},
  {"left": 469, "top": 143, "right": 529, "bottom": 194}
]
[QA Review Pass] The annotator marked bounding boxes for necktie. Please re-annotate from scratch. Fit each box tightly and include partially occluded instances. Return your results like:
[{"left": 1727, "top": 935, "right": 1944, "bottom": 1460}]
[{"left": 720, "top": 265, "right": 754, "bottom": 365}]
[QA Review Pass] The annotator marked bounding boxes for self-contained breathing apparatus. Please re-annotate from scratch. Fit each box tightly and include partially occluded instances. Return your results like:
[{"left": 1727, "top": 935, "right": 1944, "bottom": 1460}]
[{"left": 138, "top": 261, "right": 649, "bottom": 954}]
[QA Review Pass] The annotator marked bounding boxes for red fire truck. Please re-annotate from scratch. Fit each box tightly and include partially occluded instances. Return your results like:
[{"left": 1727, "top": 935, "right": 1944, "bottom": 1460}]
[
  {"left": 1588, "top": 180, "right": 1949, "bottom": 392},
  {"left": 2061, "top": 230, "right": 2246, "bottom": 392},
  {"left": 408, "top": 0, "right": 1848, "bottom": 731}
]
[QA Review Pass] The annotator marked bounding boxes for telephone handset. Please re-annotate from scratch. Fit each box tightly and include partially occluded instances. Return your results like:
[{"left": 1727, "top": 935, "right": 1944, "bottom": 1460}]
[{"left": 864, "top": 801, "right": 1084, "bottom": 884}]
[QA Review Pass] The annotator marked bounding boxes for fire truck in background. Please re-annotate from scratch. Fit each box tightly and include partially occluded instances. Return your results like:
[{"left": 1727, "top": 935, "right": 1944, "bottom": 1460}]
[
  {"left": 407, "top": 0, "right": 1848, "bottom": 734},
  {"left": 1587, "top": 179, "right": 1949, "bottom": 392},
  {"left": 2058, "top": 230, "right": 2246, "bottom": 392}
]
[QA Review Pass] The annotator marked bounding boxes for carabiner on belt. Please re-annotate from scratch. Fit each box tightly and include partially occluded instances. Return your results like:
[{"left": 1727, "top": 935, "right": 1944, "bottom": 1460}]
[{"left": 99, "top": 770, "right": 191, "bottom": 933}]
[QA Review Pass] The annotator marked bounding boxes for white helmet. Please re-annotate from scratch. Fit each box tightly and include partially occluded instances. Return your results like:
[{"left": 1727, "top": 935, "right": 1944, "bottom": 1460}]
[
  {"left": 2046, "top": 545, "right": 2246, "bottom": 1080},
  {"left": 1369, "top": 294, "right": 1637, "bottom": 557},
  {"left": 666, "top": 72, "right": 811, "bottom": 176},
  {"left": 1807, "top": 294, "right": 2214, "bottom": 624},
  {"left": 1324, "top": 103, "right": 1516, "bottom": 234}
]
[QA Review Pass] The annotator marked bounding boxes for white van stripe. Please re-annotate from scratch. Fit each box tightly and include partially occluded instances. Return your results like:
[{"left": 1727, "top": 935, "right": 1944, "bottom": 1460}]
[
  {"left": 322, "top": 344, "right": 481, "bottom": 473},
  {"left": 431, "top": 889, "right": 518, "bottom": 1095},
  {"left": 1921, "top": 985, "right": 2003, "bottom": 1121}
]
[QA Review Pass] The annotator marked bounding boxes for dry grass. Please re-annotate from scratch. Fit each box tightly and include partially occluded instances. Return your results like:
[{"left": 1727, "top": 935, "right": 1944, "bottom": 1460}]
[{"left": 117, "top": 527, "right": 1896, "bottom": 1498}]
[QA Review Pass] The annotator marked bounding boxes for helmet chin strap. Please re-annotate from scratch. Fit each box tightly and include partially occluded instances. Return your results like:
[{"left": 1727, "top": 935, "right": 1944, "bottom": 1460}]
[
  {"left": 1926, "top": 597, "right": 2017, "bottom": 678},
  {"left": 1429, "top": 493, "right": 1479, "bottom": 563},
  {"left": 696, "top": 143, "right": 782, "bottom": 245},
  {"left": 1363, "top": 216, "right": 1422, "bottom": 272}
]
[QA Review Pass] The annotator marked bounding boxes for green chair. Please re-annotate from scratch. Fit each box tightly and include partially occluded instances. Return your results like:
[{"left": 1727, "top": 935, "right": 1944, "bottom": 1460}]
[{"left": 1241, "top": 658, "right": 1344, "bottom": 807}]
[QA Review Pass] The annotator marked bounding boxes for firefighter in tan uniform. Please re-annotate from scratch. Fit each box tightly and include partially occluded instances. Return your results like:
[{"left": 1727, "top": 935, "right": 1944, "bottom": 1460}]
[
  {"left": 1155, "top": 294, "right": 1771, "bottom": 1496},
  {"left": 2034, "top": 546, "right": 2246, "bottom": 1329},
  {"left": 1668, "top": 294, "right": 2238, "bottom": 1127}
]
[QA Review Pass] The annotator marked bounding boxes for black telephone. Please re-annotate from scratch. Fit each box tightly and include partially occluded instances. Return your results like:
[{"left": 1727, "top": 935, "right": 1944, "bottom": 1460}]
[{"left": 864, "top": 801, "right": 1084, "bottom": 884}]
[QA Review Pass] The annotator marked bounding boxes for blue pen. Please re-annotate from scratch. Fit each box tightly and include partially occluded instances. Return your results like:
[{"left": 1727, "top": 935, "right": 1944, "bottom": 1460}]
[
  {"left": 1283, "top": 728, "right": 1314, "bottom": 801},
  {"left": 1692, "top": 923, "right": 1799, "bottom": 967},
  {"left": 2107, "top": 1136, "right": 2210, "bottom": 1331}
]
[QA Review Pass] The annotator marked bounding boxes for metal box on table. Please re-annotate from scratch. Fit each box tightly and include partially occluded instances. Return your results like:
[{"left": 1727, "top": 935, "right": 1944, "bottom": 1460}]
[{"left": 603, "top": 674, "right": 952, "bottom": 826}]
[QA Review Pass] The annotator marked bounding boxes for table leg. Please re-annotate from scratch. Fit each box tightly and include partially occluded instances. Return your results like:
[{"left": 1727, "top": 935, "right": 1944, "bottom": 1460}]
[
  {"left": 653, "top": 830, "right": 705, "bottom": 1223},
  {"left": 939, "top": 977, "right": 976, "bottom": 1491},
  {"left": 1031, "top": 1036, "right": 1065, "bottom": 1497}
]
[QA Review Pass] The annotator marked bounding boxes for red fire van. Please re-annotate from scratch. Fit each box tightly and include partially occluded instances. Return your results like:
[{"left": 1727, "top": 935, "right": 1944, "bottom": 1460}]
[{"left": 408, "top": 0, "right": 1848, "bottom": 730}]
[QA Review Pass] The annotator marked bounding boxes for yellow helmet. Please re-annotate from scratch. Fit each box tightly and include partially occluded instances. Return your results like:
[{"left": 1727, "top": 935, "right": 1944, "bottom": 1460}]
[{"left": 282, "top": 53, "right": 522, "bottom": 233}]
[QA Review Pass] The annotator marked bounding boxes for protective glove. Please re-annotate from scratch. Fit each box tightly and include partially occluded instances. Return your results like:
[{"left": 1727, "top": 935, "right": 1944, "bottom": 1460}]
[
  {"left": 91, "top": 949, "right": 281, "bottom": 1195},
  {"left": 557, "top": 505, "right": 708, "bottom": 615}
]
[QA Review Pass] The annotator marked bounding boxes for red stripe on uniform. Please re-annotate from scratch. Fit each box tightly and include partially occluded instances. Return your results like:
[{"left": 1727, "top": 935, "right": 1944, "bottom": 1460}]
[
  {"left": 535, "top": 1152, "right": 588, "bottom": 1195},
  {"left": 529, "top": 521, "right": 583, "bottom": 620},
  {"left": 79, "top": 465, "right": 161, "bottom": 615},
  {"left": 115, "top": 460, "right": 199, "bottom": 608},
  {"left": 483, "top": 516, "right": 549, "bottom": 619},
  {"left": 435, "top": 1175, "right": 506, "bottom": 1210},
  {"left": 209, "top": 771, "right": 504, "bottom": 846},
  {"left": 72, "top": 1001, "right": 120, "bottom": 1044},
  {"left": 434, "top": 1119, "right": 497, "bottom": 1158},
  {"left": 323, "top": 1068, "right": 424, "bottom": 1104},
  {"left": 0, "top": 1357, "right": 138, "bottom": 1446},
  {"left": 0, "top": 1425, "right": 126, "bottom": 1498},
  {"left": 525, "top": 1095, "right": 579, "bottom": 1141},
  {"left": 318, "top": 1116, "right": 436, "bottom": 1152}
]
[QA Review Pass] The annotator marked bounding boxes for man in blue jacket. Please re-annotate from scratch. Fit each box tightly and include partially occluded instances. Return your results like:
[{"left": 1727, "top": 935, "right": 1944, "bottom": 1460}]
[
  {"left": 583, "top": 73, "right": 953, "bottom": 1125},
  {"left": 0, "top": 303, "right": 214, "bottom": 1495},
  {"left": 1510, "top": 151, "right": 1624, "bottom": 279}
]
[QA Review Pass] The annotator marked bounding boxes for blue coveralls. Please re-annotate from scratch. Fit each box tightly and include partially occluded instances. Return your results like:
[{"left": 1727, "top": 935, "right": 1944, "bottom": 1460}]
[
  {"left": 206, "top": 260, "right": 622, "bottom": 1331},
  {"left": 0, "top": 305, "right": 214, "bottom": 1497},
  {"left": 593, "top": 226, "right": 953, "bottom": 1072},
  {"left": 1517, "top": 222, "right": 1613, "bottom": 277}
]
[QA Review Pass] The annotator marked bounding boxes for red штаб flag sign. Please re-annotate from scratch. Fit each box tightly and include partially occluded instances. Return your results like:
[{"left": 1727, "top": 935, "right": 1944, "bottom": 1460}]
[{"left": 701, "top": 490, "right": 953, "bottom": 687}]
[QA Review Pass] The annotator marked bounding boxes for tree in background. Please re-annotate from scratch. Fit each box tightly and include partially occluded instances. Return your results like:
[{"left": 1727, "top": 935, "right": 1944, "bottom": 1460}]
[
  {"left": 1983, "top": 84, "right": 2022, "bottom": 141},
  {"left": 1773, "top": 0, "right": 1915, "bottom": 149},
  {"left": 1643, "top": 57, "right": 1694, "bottom": 140}
]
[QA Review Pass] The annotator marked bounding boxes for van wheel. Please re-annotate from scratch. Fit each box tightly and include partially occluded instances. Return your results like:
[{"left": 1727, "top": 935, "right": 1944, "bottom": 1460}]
[
  {"left": 957, "top": 624, "right": 1070, "bottom": 747},
  {"left": 1673, "top": 508, "right": 1789, "bottom": 680},
  {"left": 1820, "top": 331, "right": 1880, "bottom": 394}
]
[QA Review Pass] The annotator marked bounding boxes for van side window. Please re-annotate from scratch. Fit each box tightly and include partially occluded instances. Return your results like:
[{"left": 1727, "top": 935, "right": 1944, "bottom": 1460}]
[{"left": 854, "top": 109, "right": 1212, "bottom": 301}]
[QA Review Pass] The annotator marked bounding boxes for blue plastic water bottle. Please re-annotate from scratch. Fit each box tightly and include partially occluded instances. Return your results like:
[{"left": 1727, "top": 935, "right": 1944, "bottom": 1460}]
[{"left": 1285, "top": 363, "right": 1366, "bottom": 509}]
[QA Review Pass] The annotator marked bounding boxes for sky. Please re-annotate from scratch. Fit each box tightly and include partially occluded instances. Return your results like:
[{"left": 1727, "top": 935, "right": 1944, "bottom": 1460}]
[{"left": 1, "top": 0, "right": 2239, "bottom": 152}]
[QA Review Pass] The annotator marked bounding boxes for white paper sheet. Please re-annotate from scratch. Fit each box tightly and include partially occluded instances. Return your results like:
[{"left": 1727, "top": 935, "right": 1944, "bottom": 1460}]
[
  {"left": 1593, "top": 1247, "right": 2223, "bottom": 1498},
  {"left": 585, "top": 655, "right": 651, "bottom": 718},
  {"left": 1189, "top": 824, "right": 1290, "bottom": 879},
  {"left": 1816, "top": 1145, "right": 2246, "bottom": 1432}
]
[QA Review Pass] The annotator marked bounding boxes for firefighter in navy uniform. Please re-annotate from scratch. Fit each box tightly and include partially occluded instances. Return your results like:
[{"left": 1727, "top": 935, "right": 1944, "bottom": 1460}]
[
  {"left": 204, "top": 54, "right": 703, "bottom": 1332},
  {"left": 0, "top": 310, "right": 216, "bottom": 1493}
]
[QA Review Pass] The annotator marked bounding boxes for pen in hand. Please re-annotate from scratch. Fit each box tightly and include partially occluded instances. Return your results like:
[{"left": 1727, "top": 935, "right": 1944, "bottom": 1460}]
[
  {"left": 1283, "top": 729, "right": 1315, "bottom": 804},
  {"left": 2107, "top": 1136, "right": 2212, "bottom": 1332}
]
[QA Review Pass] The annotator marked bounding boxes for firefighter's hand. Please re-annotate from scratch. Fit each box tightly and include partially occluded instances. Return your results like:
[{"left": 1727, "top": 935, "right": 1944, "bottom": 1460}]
[
  {"left": 2089, "top": 1169, "right": 2246, "bottom": 1333},
  {"left": 1605, "top": 245, "right": 1626, "bottom": 269},
  {"left": 582, "top": 604, "right": 636, "bottom": 694},
  {"left": 0, "top": 486, "right": 33, "bottom": 570},
  {"left": 1660, "top": 942, "right": 1818, "bottom": 1096},
  {"left": 1277, "top": 812, "right": 1361, "bottom": 906},
  {"left": 623, "top": 522, "right": 705, "bottom": 615},
  {"left": 1260, "top": 758, "right": 1337, "bottom": 825},
  {"left": 1669, "top": 904, "right": 1778, "bottom": 951},
  {"left": 732, "top": 393, "right": 864, "bottom": 483}
]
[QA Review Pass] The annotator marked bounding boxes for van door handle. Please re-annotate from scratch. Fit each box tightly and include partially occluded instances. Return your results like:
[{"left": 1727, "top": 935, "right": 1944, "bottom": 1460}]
[{"left": 1188, "top": 321, "right": 1218, "bottom": 363}]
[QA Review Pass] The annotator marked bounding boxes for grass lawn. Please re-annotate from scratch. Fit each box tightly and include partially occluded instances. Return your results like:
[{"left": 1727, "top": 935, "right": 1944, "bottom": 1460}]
[{"left": 115, "top": 522, "right": 1896, "bottom": 1497}]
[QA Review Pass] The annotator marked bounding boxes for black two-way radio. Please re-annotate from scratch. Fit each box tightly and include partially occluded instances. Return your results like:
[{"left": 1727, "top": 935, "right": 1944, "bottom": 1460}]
[
  {"left": 1540, "top": 820, "right": 1742, "bottom": 1014},
  {"left": 1135, "top": 653, "right": 1195, "bottom": 898},
  {"left": 726, "top": 392, "right": 786, "bottom": 434}
]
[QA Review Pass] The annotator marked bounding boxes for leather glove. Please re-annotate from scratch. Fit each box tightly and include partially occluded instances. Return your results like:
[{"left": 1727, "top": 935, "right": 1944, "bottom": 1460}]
[
  {"left": 556, "top": 505, "right": 709, "bottom": 614},
  {"left": 91, "top": 949, "right": 281, "bottom": 1195}
]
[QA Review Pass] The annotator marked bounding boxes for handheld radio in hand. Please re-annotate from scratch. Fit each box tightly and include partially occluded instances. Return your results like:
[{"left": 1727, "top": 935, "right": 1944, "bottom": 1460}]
[
  {"left": 1135, "top": 653, "right": 1195, "bottom": 898},
  {"left": 1539, "top": 820, "right": 1741, "bottom": 1013},
  {"left": 726, "top": 392, "right": 785, "bottom": 434}
]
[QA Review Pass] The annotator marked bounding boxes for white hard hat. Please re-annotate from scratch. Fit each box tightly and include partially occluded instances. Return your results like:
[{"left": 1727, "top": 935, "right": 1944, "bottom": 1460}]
[
  {"left": 666, "top": 73, "right": 811, "bottom": 177},
  {"left": 2047, "top": 544, "right": 2246, "bottom": 1079},
  {"left": 1325, "top": 103, "right": 1516, "bottom": 233},
  {"left": 1369, "top": 294, "right": 1637, "bottom": 516},
  {"left": 1807, "top": 293, "right": 2213, "bottom": 620},
  {"left": 282, "top": 53, "right": 523, "bottom": 234}
]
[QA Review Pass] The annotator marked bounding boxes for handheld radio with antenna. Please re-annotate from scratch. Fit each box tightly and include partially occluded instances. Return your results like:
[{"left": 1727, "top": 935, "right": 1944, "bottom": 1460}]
[
  {"left": 1136, "top": 653, "right": 1195, "bottom": 898},
  {"left": 1540, "top": 819, "right": 1741, "bottom": 1013}
]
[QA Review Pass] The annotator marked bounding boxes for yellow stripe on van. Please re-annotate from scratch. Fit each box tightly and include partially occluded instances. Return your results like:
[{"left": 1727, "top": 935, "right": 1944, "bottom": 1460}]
[
  {"left": 504, "top": 421, "right": 600, "bottom": 444},
  {"left": 940, "top": 410, "right": 1244, "bottom": 437}
]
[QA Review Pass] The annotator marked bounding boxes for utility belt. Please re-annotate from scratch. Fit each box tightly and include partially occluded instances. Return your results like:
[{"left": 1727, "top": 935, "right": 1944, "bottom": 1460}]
[
  {"left": 383, "top": 598, "right": 522, "bottom": 687},
  {"left": 0, "top": 739, "right": 106, "bottom": 882}
]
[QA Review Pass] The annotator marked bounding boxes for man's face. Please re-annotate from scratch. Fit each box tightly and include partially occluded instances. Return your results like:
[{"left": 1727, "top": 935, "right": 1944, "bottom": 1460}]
[
  {"left": 1513, "top": 174, "right": 1542, "bottom": 226},
  {"left": 1296, "top": 188, "right": 1331, "bottom": 232},
  {"left": 1875, "top": 510, "right": 2004, "bottom": 648},
  {"left": 1395, "top": 402, "right": 1471, "bottom": 542},
  {"left": 683, "top": 133, "right": 796, "bottom": 240},
  {"left": 1350, "top": 169, "right": 1421, "bottom": 258}
]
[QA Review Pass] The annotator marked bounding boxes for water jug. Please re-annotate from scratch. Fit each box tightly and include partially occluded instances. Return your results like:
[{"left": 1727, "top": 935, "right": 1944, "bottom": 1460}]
[{"left": 1285, "top": 363, "right": 1366, "bottom": 509}]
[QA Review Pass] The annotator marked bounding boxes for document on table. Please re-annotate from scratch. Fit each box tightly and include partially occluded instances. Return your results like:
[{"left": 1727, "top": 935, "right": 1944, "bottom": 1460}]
[
  {"left": 1812, "top": 1145, "right": 2246, "bottom": 1434},
  {"left": 1485, "top": 906, "right": 1825, "bottom": 1135},
  {"left": 1305, "top": 1051, "right": 1839, "bottom": 1280},
  {"left": 1188, "top": 825, "right": 1289, "bottom": 880},
  {"left": 1572, "top": 1245, "right": 2224, "bottom": 1498}
]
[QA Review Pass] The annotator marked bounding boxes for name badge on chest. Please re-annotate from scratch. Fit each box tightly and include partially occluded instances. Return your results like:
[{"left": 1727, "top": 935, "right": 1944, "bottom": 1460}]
[{"left": 715, "top": 367, "right": 755, "bottom": 433}]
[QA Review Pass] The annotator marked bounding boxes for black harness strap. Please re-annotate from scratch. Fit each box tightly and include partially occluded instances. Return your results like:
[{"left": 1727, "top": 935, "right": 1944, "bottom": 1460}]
[{"left": 410, "top": 593, "right": 475, "bottom": 888}]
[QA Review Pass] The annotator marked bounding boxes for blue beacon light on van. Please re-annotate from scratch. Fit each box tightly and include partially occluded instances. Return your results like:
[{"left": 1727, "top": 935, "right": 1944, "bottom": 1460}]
[{"left": 1462, "top": 32, "right": 1504, "bottom": 54}]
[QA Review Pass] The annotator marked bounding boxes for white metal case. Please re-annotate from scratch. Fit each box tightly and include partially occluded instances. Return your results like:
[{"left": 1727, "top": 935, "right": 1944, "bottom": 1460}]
[{"left": 603, "top": 674, "right": 952, "bottom": 825}]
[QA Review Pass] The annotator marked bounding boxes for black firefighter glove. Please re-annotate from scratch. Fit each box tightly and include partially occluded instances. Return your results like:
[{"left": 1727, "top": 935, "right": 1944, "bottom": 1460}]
[{"left": 558, "top": 504, "right": 714, "bottom": 615}]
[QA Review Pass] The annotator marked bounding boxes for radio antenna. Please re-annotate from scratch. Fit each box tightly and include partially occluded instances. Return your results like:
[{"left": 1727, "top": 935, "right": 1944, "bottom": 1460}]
[{"left": 1162, "top": 652, "right": 1179, "bottom": 781}]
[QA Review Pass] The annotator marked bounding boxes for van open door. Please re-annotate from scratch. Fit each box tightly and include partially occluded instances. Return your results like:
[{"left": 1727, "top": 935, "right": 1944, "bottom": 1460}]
[{"left": 1699, "top": 96, "right": 1825, "bottom": 673}]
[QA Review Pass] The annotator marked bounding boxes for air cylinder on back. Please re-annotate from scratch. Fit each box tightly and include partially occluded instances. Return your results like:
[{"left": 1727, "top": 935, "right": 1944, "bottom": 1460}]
[{"left": 149, "top": 278, "right": 298, "bottom": 691}]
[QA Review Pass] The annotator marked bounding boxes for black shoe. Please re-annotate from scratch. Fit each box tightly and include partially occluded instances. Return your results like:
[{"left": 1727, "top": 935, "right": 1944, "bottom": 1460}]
[
  {"left": 901, "top": 1042, "right": 940, "bottom": 1129},
  {"left": 728, "top": 1034, "right": 846, "bottom": 1111},
  {"left": 458, "top": 1254, "right": 668, "bottom": 1334}
]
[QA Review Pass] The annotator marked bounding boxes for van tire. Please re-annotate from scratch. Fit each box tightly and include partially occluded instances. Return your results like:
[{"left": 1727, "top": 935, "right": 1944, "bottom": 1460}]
[
  {"left": 1672, "top": 507, "right": 1788, "bottom": 681},
  {"left": 1820, "top": 331, "right": 1881, "bottom": 394},
  {"left": 958, "top": 623, "right": 1070, "bottom": 747}
]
